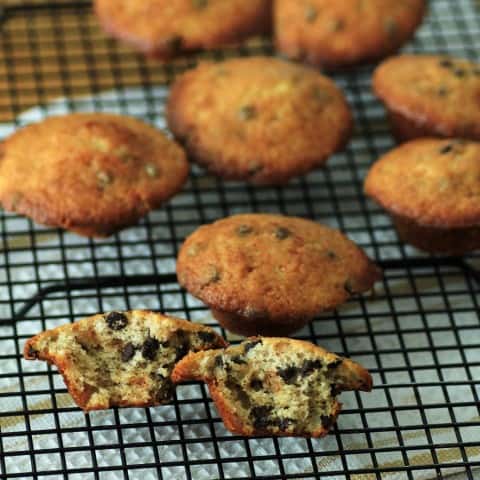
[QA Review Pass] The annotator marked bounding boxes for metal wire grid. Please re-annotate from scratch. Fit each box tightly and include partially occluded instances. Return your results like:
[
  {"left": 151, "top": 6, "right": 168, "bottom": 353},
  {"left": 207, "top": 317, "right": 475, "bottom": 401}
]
[{"left": 0, "top": 1, "right": 479, "bottom": 479}]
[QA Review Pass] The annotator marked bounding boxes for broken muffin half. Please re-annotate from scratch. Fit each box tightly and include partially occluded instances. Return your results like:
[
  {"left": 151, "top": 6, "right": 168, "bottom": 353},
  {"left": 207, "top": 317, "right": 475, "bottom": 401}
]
[
  {"left": 172, "top": 337, "right": 372, "bottom": 437},
  {"left": 24, "top": 310, "right": 226, "bottom": 411}
]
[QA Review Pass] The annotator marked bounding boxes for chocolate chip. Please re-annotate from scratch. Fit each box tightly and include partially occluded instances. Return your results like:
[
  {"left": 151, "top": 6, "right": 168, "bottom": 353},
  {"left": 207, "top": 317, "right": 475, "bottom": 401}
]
[
  {"left": 327, "top": 358, "right": 343, "bottom": 369},
  {"left": 214, "top": 355, "right": 224, "bottom": 369},
  {"left": 105, "top": 312, "right": 128, "bottom": 331},
  {"left": 330, "top": 384, "right": 342, "bottom": 396},
  {"left": 275, "top": 227, "right": 291, "bottom": 240},
  {"left": 250, "top": 378, "right": 263, "bottom": 391},
  {"left": 192, "top": 0, "right": 208, "bottom": 8},
  {"left": 244, "top": 339, "right": 262, "bottom": 354},
  {"left": 238, "top": 105, "right": 257, "bottom": 121},
  {"left": 300, "top": 359, "right": 323, "bottom": 376},
  {"left": 440, "top": 144, "right": 454, "bottom": 154},
  {"left": 207, "top": 266, "right": 221, "bottom": 284},
  {"left": 197, "top": 331, "right": 216, "bottom": 343},
  {"left": 277, "top": 365, "right": 299, "bottom": 384},
  {"left": 156, "top": 379, "right": 175, "bottom": 402},
  {"left": 437, "top": 86, "right": 449, "bottom": 97},
  {"left": 321, "top": 415, "right": 335, "bottom": 430},
  {"left": 330, "top": 18, "right": 344, "bottom": 32},
  {"left": 250, "top": 406, "right": 273, "bottom": 429},
  {"left": 454, "top": 68, "right": 466, "bottom": 78},
  {"left": 166, "top": 36, "right": 182, "bottom": 53},
  {"left": 305, "top": 4, "right": 317, "bottom": 23},
  {"left": 231, "top": 355, "right": 247, "bottom": 365},
  {"left": 277, "top": 418, "right": 295, "bottom": 431},
  {"left": 176, "top": 329, "right": 187, "bottom": 339},
  {"left": 251, "top": 405, "right": 272, "bottom": 417},
  {"left": 237, "top": 224, "right": 253, "bottom": 236},
  {"left": 77, "top": 340, "right": 90, "bottom": 353},
  {"left": 175, "top": 343, "right": 189, "bottom": 362},
  {"left": 439, "top": 59, "right": 453, "bottom": 68},
  {"left": 326, "top": 250, "right": 337, "bottom": 260},
  {"left": 142, "top": 337, "right": 160, "bottom": 360},
  {"left": 121, "top": 343, "right": 136, "bottom": 362}
]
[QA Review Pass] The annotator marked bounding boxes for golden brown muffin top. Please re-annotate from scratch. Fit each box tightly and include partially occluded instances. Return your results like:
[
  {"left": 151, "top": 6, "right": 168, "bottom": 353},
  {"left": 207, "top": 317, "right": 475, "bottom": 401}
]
[
  {"left": 95, "top": 0, "right": 271, "bottom": 57},
  {"left": 275, "top": 0, "right": 426, "bottom": 69},
  {"left": 365, "top": 139, "right": 480, "bottom": 228},
  {"left": 167, "top": 56, "right": 353, "bottom": 185},
  {"left": 0, "top": 113, "right": 188, "bottom": 237},
  {"left": 374, "top": 54, "right": 480, "bottom": 140},
  {"left": 177, "top": 214, "right": 381, "bottom": 321}
]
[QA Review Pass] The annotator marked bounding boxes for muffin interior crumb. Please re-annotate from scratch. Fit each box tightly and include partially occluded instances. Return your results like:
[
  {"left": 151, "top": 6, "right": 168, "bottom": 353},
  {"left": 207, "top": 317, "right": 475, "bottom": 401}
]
[
  {"left": 27, "top": 311, "right": 221, "bottom": 409},
  {"left": 204, "top": 339, "right": 344, "bottom": 435}
]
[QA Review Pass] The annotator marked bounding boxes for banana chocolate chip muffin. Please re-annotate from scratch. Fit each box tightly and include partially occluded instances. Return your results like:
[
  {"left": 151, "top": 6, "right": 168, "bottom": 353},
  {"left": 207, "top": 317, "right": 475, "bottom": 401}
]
[
  {"left": 365, "top": 138, "right": 480, "bottom": 254},
  {"left": 95, "top": 0, "right": 272, "bottom": 59},
  {"left": 167, "top": 56, "right": 353, "bottom": 185},
  {"left": 275, "top": 0, "right": 426, "bottom": 70},
  {"left": 373, "top": 54, "right": 480, "bottom": 142},
  {"left": 176, "top": 214, "right": 382, "bottom": 336},
  {"left": 24, "top": 310, "right": 226, "bottom": 411},
  {"left": 172, "top": 337, "right": 372, "bottom": 437},
  {"left": 0, "top": 113, "right": 189, "bottom": 237}
]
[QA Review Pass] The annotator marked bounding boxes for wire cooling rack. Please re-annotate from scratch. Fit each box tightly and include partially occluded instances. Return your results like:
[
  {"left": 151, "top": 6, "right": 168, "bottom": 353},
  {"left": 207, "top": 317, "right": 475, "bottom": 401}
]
[{"left": 0, "top": 1, "right": 479, "bottom": 479}]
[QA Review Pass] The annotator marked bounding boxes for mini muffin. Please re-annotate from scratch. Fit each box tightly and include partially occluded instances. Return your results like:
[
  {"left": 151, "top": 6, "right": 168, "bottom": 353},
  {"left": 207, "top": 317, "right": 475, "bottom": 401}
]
[
  {"left": 167, "top": 57, "right": 353, "bottom": 185},
  {"left": 24, "top": 310, "right": 226, "bottom": 411},
  {"left": 373, "top": 54, "right": 480, "bottom": 142},
  {"left": 0, "top": 113, "right": 189, "bottom": 237},
  {"left": 176, "top": 214, "right": 381, "bottom": 336},
  {"left": 364, "top": 139, "right": 480, "bottom": 254},
  {"left": 275, "top": 0, "right": 426, "bottom": 70},
  {"left": 94, "top": 0, "right": 272, "bottom": 59},
  {"left": 172, "top": 337, "right": 372, "bottom": 437}
]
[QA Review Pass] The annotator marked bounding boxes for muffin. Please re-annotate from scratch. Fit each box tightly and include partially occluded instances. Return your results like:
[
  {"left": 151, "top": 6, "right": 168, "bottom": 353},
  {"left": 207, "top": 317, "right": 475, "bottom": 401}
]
[
  {"left": 176, "top": 214, "right": 382, "bottom": 336},
  {"left": 373, "top": 54, "right": 480, "bottom": 142},
  {"left": 167, "top": 56, "right": 353, "bottom": 185},
  {"left": 0, "top": 113, "right": 189, "bottom": 237},
  {"left": 94, "top": 0, "right": 272, "bottom": 59},
  {"left": 275, "top": 0, "right": 426, "bottom": 70},
  {"left": 24, "top": 310, "right": 226, "bottom": 411},
  {"left": 172, "top": 337, "right": 372, "bottom": 437},
  {"left": 364, "top": 138, "right": 480, "bottom": 254}
]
